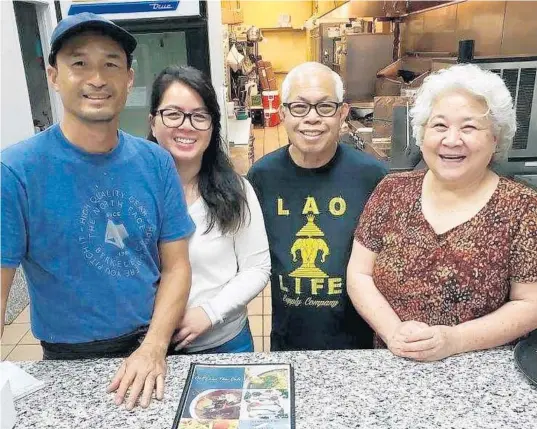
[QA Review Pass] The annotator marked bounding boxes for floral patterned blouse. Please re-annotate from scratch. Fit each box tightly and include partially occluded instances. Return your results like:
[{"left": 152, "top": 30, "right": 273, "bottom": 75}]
[{"left": 354, "top": 171, "right": 537, "bottom": 348}]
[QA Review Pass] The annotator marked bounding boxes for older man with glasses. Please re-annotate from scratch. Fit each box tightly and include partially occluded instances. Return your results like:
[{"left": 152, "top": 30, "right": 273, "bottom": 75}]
[{"left": 247, "top": 62, "right": 387, "bottom": 351}]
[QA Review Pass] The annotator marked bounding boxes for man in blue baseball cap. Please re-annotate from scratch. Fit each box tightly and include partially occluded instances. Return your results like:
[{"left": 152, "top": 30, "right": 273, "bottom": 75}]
[
  {"left": 48, "top": 12, "right": 137, "bottom": 66},
  {"left": 1, "top": 12, "right": 194, "bottom": 410}
]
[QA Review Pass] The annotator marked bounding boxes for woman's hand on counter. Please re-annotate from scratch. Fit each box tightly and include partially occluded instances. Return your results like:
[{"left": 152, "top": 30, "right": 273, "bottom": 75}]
[
  {"left": 106, "top": 342, "right": 168, "bottom": 410},
  {"left": 389, "top": 322, "right": 460, "bottom": 362},
  {"left": 387, "top": 320, "right": 429, "bottom": 357},
  {"left": 172, "top": 307, "right": 212, "bottom": 350}
]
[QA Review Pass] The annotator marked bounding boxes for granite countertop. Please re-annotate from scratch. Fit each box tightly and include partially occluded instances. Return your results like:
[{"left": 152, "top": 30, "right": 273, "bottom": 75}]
[{"left": 16, "top": 348, "right": 537, "bottom": 429}]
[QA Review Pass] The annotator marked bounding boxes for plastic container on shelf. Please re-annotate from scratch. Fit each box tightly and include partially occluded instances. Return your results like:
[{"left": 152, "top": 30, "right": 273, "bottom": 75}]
[
  {"left": 263, "top": 109, "right": 280, "bottom": 127},
  {"left": 235, "top": 106, "right": 249, "bottom": 120},
  {"left": 262, "top": 90, "right": 280, "bottom": 111}
]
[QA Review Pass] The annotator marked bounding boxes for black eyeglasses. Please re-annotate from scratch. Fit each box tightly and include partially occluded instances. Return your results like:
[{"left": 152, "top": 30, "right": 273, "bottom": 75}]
[
  {"left": 156, "top": 108, "right": 212, "bottom": 131},
  {"left": 283, "top": 101, "right": 342, "bottom": 118}
]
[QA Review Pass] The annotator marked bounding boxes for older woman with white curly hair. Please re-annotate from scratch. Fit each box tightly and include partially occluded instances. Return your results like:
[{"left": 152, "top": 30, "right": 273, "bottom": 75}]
[{"left": 346, "top": 64, "right": 537, "bottom": 361}]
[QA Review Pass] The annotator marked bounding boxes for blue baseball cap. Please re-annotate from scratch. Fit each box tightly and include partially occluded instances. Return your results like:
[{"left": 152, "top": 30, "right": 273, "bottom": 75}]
[{"left": 48, "top": 12, "right": 137, "bottom": 65}]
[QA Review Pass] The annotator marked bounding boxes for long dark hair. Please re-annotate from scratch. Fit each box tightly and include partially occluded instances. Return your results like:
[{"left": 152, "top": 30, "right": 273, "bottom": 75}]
[{"left": 148, "top": 65, "right": 248, "bottom": 235}]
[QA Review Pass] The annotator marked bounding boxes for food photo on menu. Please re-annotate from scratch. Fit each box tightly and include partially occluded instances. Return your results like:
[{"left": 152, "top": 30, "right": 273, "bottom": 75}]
[{"left": 171, "top": 364, "right": 295, "bottom": 429}]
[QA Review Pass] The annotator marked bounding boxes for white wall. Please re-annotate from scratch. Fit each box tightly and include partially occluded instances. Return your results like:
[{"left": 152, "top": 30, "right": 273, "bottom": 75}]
[
  {"left": 1, "top": 0, "right": 221, "bottom": 149},
  {"left": 1, "top": 1, "right": 34, "bottom": 148},
  {"left": 1, "top": 0, "right": 59, "bottom": 149}
]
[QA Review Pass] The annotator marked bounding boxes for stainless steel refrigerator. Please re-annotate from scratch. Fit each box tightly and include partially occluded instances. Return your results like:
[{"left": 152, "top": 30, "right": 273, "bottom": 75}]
[{"left": 339, "top": 33, "right": 394, "bottom": 102}]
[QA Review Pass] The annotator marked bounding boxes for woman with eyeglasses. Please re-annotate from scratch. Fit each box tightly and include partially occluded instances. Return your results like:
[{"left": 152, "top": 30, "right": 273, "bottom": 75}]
[{"left": 148, "top": 65, "right": 271, "bottom": 354}]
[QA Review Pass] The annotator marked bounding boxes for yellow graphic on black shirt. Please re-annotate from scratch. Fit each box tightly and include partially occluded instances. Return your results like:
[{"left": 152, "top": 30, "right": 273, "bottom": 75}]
[{"left": 289, "top": 214, "right": 330, "bottom": 278}]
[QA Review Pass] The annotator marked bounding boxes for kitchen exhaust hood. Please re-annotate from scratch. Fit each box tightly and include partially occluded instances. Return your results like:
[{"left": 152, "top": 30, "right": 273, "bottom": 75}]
[
  {"left": 315, "top": 1, "right": 383, "bottom": 23},
  {"left": 314, "top": 1, "right": 466, "bottom": 23}
]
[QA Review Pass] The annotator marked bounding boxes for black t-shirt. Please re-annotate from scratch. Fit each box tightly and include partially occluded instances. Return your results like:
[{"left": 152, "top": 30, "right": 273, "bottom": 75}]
[{"left": 247, "top": 143, "right": 388, "bottom": 351}]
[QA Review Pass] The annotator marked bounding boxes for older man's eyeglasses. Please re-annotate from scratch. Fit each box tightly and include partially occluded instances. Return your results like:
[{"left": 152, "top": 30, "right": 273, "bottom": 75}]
[
  {"left": 157, "top": 108, "right": 212, "bottom": 131},
  {"left": 283, "top": 101, "right": 342, "bottom": 118}
]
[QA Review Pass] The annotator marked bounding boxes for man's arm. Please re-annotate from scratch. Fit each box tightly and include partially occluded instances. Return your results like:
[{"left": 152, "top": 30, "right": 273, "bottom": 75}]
[
  {"left": 107, "top": 238, "right": 191, "bottom": 409},
  {"left": 1, "top": 163, "right": 28, "bottom": 337},
  {"left": 145, "top": 238, "right": 192, "bottom": 350},
  {"left": 1, "top": 268, "right": 16, "bottom": 337}
]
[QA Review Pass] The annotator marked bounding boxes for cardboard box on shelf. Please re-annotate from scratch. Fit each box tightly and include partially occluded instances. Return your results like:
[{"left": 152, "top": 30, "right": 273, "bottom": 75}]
[
  {"left": 257, "top": 60, "right": 278, "bottom": 91},
  {"left": 264, "top": 62, "right": 277, "bottom": 90},
  {"left": 222, "top": 8, "right": 243, "bottom": 25},
  {"left": 268, "top": 78, "right": 277, "bottom": 91},
  {"left": 375, "top": 57, "right": 431, "bottom": 96},
  {"left": 256, "top": 60, "right": 269, "bottom": 90},
  {"left": 375, "top": 21, "right": 392, "bottom": 34}
]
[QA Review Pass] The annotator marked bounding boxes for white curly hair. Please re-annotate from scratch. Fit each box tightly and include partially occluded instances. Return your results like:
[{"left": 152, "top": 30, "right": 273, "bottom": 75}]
[
  {"left": 410, "top": 64, "right": 517, "bottom": 161},
  {"left": 281, "top": 62, "right": 345, "bottom": 103}
]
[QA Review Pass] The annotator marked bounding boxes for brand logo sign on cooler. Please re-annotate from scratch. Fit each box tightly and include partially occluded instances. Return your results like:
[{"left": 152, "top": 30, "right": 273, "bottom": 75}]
[{"left": 60, "top": 0, "right": 200, "bottom": 20}]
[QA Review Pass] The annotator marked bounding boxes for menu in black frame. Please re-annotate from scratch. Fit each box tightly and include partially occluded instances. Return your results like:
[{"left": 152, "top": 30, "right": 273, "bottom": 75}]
[{"left": 172, "top": 363, "right": 295, "bottom": 429}]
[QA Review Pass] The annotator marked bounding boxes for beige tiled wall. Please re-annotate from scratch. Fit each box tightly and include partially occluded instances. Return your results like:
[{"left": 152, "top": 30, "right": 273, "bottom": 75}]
[
  {"left": 1, "top": 284, "right": 273, "bottom": 360},
  {"left": 248, "top": 283, "right": 272, "bottom": 352},
  {"left": 1, "top": 306, "right": 43, "bottom": 361}
]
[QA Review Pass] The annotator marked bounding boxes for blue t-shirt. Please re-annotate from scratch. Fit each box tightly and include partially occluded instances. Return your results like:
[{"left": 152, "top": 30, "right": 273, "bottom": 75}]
[{"left": 1, "top": 124, "right": 195, "bottom": 343}]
